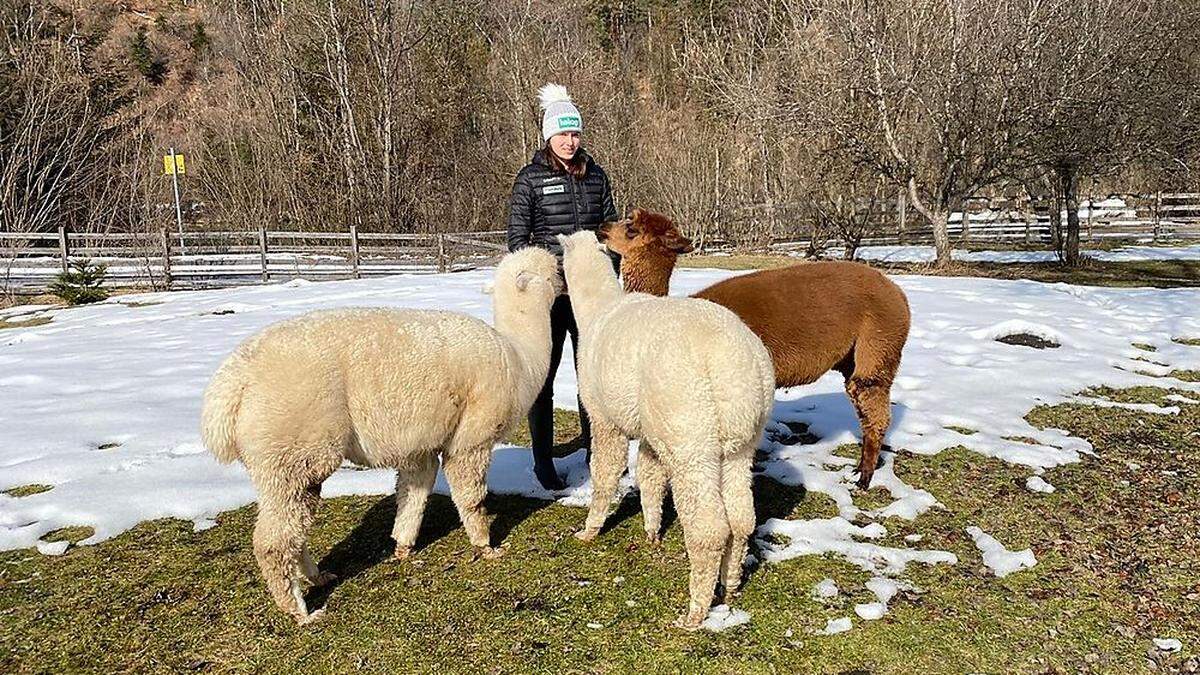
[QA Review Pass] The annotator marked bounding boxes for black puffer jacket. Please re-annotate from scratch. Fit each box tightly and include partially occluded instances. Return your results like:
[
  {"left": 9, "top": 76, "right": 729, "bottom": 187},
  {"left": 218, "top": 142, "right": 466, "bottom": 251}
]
[{"left": 506, "top": 149, "right": 619, "bottom": 258}]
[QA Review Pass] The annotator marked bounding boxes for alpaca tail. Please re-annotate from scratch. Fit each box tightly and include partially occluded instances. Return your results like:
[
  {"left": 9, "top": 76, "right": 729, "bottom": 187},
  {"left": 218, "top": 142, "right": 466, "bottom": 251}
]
[{"left": 200, "top": 352, "right": 249, "bottom": 464}]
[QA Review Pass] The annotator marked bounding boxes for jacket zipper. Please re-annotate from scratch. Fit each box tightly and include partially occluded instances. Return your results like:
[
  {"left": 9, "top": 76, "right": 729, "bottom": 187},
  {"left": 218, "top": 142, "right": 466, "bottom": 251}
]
[{"left": 568, "top": 173, "right": 580, "bottom": 231}]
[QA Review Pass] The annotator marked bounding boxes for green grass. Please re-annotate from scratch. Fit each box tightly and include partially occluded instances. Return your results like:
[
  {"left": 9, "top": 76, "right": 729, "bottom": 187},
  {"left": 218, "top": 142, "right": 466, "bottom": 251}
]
[
  {"left": 2, "top": 388, "right": 1197, "bottom": 673},
  {"left": 0, "top": 316, "right": 51, "bottom": 330},
  {"left": 41, "top": 527, "right": 94, "bottom": 544},
  {"left": 2, "top": 484, "right": 52, "bottom": 498}
]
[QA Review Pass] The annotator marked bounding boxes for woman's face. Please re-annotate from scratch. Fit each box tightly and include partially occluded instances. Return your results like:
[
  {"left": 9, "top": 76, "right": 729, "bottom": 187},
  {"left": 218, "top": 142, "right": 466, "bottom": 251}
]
[{"left": 549, "top": 131, "right": 581, "bottom": 162}]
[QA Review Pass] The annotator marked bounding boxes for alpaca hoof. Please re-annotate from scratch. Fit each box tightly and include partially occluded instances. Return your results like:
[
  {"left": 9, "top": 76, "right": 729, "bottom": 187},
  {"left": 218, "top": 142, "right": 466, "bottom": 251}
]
[
  {"left": 297, "top": 608, "right": 326, "bottom": 626},
  {"left": 393, "top": 546, "right": 412, "bottom": 561},
  {"left": 311, "top": 571, "right": 338, "bottom": 587},
  {"left": 673, "top": 611, "right": 705, "bottom": 631},
  {"left": 645, "top": 532, "right": 662, "bottom": 545},
  {"left": 478, "top": 546, "right": 506, "bottom": 560},
  {"left": 575, "top": 527, "right": 600, "bottom": 543}
]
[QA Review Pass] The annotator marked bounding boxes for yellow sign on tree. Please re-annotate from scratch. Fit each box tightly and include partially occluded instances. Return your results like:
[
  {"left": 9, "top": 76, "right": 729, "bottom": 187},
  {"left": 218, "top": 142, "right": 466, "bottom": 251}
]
[{"left": 163, "top": 153, "right": 186, "bottom": 175}]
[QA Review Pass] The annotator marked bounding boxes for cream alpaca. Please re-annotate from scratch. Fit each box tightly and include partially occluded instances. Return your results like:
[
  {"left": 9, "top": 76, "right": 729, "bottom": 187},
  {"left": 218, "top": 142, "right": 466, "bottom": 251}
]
[
  {"left": 559, "top": 230, "right": 775, "bottom": 630},
  {"left": 200, "top": 247, "right": 560, "bottom": 624}
]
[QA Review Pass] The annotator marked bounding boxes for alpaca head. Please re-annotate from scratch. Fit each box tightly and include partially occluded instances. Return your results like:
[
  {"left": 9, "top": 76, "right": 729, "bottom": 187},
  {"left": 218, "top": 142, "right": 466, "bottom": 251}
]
[
  {"left": 598, "top": 208, "right": 694, "bottom": 259},
  {"left": 558, "top": 231, "right": 622, "bottom": 316},
  {"left": 492, "top": 247, "right": 561, "bottom": 321}
]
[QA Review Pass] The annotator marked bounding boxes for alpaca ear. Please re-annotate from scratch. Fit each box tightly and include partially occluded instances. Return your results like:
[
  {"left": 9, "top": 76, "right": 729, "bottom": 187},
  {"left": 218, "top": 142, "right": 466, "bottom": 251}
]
[
  {"left": 556, "top": 233, "right": 571, "bottom": 251},
  {"left": 515, "top": 271, "right": 534, "bottom": 291}
]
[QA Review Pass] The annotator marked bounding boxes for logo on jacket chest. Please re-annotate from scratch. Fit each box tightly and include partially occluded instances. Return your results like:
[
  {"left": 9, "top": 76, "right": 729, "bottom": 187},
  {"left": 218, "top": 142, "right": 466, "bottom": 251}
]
[{"left": 542, "top": 184, "right": 565, "bottom": 195}]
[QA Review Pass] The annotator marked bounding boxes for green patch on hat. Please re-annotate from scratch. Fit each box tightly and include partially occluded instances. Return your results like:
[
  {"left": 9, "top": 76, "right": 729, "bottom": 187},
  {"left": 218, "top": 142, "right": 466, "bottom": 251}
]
[{"left": 556, "top": 115, "right": 581, "bottom": 130}]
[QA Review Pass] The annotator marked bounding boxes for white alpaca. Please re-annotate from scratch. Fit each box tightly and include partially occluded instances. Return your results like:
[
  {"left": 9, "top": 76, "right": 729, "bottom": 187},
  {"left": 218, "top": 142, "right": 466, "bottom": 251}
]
[
  {"left": 200, "top": 247, "right": 561, "bottom": 624},
  {"left": 559, "top": 230, "right": 775, "bottom": 629}
]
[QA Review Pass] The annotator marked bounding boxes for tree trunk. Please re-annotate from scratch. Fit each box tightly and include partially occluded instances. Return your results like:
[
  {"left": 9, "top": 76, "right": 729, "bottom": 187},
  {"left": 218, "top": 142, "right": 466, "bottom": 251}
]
[
  {"left": 904, "top": 178, "right": 952, "bottom": 267},
  {"left": 1041, "top": 170, "right": 1064, "bottom": 261},
  {"left": 930, "top": 210, "right": 952, "bottom": 267},
  {"left": 1058, "top": 165, "right": 1081, "bottom": 267}
]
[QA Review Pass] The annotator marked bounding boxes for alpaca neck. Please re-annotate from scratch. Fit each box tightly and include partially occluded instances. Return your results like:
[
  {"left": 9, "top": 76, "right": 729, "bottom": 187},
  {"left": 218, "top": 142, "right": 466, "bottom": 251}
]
[
  {"left": 569, "top": 282, "right": 622, "bottom": 331},
  {"left": 621, "top": 248, "right": 676, "bottom": 296},
  {"left": 495, "top": 306, "right": 552, "bottom": 410}
]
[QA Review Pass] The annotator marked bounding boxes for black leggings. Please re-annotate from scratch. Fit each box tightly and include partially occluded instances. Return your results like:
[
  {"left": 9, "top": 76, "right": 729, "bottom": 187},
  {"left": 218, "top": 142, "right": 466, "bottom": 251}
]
[{"left": 528, "top": 294, "right": 591, "bottom": 468}]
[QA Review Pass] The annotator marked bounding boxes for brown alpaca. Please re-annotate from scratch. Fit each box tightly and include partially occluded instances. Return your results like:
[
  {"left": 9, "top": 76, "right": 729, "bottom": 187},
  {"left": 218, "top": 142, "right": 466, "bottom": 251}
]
[{"left": 600, "top": 209, "right": 911, "bottom": 488}]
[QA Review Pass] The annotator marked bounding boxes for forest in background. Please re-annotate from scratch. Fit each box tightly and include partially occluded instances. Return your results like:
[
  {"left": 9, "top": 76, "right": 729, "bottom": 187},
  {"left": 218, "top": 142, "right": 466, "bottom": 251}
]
[{"left": 3, "top": 0, "right": 1199, "bottom": 266}]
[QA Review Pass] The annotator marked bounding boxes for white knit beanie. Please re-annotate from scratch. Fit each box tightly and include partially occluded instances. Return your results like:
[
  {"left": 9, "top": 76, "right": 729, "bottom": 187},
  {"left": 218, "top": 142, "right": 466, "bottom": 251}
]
[{"left": 539, "top": 83, "right": 583, "bottom": 141}]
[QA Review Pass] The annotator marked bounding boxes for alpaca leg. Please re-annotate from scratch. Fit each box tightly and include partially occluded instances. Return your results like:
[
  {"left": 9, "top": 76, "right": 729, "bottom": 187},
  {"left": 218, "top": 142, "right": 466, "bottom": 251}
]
[
  {"left": 297, "top": 483, "right": 335, "bottom": 586},
  {"left": 670, "top": 451, "right": 730, "bottom": 630},
  {"left": 718, "top": 446, "right": 756, "bottom": 596},
  {"left": 252, "top": 482, "right": 324, "bottom": 624},
  {"left": 391, "top": 453, "right": 440, "bottom": 559},
  {"left": 636, "top": 439, "right": 669, "bottom": 544},
  {"left": 300, "top": 545, "right": 336, "bottom": 587},
  {"left": 577, "top": 417, "right": 628, "bottom": 541},
  {"left": 441, "top": 441, "right": 500, "bottom": 556},
  {"left": 846, "top": 375, "right": 893, "bottom": 489}
]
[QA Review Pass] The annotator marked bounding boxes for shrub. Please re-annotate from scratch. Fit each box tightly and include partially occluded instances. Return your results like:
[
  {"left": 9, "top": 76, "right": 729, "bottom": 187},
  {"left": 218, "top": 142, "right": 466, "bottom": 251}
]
[{"left": 50, "top": 259, "right": 109, "bottom": 305}]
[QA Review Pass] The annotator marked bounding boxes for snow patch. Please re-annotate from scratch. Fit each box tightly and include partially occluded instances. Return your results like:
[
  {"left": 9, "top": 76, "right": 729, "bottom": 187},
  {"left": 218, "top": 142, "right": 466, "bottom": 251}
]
[
  {"left": 854, "top": 603, "right": 886, "bottom": 620},
  {"left": 1025, "top": 476, "right": 1056, "bottom": 494},
  {"left": 1154, "top": 638, "right": 1183, "bottom": 653},
  {"left": 966, "top": 526, "right": 1037, "bottom": 577},
  {"left": 702, "top": 604, "right": 751, "bottom": 631},
  {"left": 757, "top": 517, "right": 957, "bottom": 575},
  {"left": 812, "top": 578, "right": 839, "bottom": 599},
  {"left": 36, "top": 540, "right": 69, "bottom": 556},
  {"left": 818, "top": 617, "right": 853, "bottom": 635}
]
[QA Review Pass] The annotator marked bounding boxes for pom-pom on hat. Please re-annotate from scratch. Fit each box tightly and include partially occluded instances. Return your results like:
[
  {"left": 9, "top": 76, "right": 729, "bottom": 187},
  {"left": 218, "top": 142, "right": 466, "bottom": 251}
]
[{"left": 539, "top": 83, "right": 583, "bottom": 141}]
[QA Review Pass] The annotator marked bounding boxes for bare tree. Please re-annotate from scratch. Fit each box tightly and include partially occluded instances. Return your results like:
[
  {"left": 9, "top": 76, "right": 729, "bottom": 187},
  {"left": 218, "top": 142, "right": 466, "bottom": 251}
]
[{"left": 1021, "top": 0, "right": 1188, "bottom": 265}]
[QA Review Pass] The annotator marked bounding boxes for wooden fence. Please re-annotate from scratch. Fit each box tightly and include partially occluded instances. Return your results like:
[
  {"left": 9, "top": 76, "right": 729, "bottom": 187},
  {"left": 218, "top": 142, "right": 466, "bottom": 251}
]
[
  {"left": 740, "top": 192, "right": 1200, "bottom": 250},
  {"left": 3, "top": 192, "right": 1199, "bottom": 294},
  {"left": 0, "top": 226, "right": 508, "bottom": 294}
]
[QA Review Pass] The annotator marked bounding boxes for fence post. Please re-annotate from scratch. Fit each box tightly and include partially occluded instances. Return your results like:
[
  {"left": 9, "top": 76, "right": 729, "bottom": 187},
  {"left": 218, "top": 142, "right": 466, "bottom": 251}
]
[
  {"left": 1023, "top": 197, "right": 1034, "bottom": 245},
  {"left": 896, "top": 192, "right": 907, "bottom": 244},
  {"left": 159, "top": 228, "right": 173, "bottom": 290},
  {"left": 258, "top": 224, "right": 269, "bottom": 282},
  {"left": 960, "top": 209, "right": 970, "bottom": 243},
  {"left": 436, "top": 233, "right": 447, "bottom": 273},
  {"left": 1085, "top": 195, "right": 1093, "bottom": 241},
  {"left": 57, "top": 226, "right": 69, "bottom": 272},
  {"left": 1153, "top": 191, "right": 1162, "bottom": 242},
  {"left": 349, "top": 224, "right": 360, "bottom": 279}
]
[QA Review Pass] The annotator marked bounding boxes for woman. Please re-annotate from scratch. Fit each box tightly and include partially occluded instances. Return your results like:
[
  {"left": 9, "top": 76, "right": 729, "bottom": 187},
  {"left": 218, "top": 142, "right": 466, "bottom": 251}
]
[{"left": 507, "top": 83, "right": 618, "bottom": 490}]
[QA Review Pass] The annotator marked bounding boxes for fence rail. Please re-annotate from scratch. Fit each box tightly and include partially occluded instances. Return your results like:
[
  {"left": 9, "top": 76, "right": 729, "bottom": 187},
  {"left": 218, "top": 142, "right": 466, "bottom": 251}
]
[
  {"left": 736, "top": 191, "right": 1200, "bottom": 248},
  {"left": 0, "top": 226, "right": 509, "bottom": 294},
  {"left": 3, "top": 192, "right": 1199, "bottom": 294}
]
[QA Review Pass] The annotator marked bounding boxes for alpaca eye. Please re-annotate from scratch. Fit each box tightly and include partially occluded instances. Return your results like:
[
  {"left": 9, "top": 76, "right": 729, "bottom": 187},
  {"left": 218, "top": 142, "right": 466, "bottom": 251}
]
[{"left": 626, "top": 228, "right": 639, "bottom": 238}]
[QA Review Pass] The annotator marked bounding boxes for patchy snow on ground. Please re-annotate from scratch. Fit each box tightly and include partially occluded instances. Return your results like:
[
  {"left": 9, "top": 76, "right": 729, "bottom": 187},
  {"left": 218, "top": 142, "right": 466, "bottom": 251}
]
[
  {"left": 966, "top": 526, "right": 1038, "bottom": 577},
  {"left": 2, "top": 265, "right": 1199, "bottom": 630},
  {"left": 1154, "top": 638, "right": 1183, "bottom": 653},
  {"left": 818, "top": 617, "right": 853, "bottom": 635},
  {"left": 702, "top": 604, "right": 752, "bottom": 632},
  {"left": 812, "top": 578, "right": 840, "bottom": 599},
  {"left": 1025, "top": 475, "right": 1057, "bottom": 494}
]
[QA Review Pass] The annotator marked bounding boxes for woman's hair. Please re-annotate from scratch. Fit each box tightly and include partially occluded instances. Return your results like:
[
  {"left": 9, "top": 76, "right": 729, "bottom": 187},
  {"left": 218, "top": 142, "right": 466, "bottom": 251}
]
[{"left": 543, "top": 140, "right": 588, "bottom": 180}]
